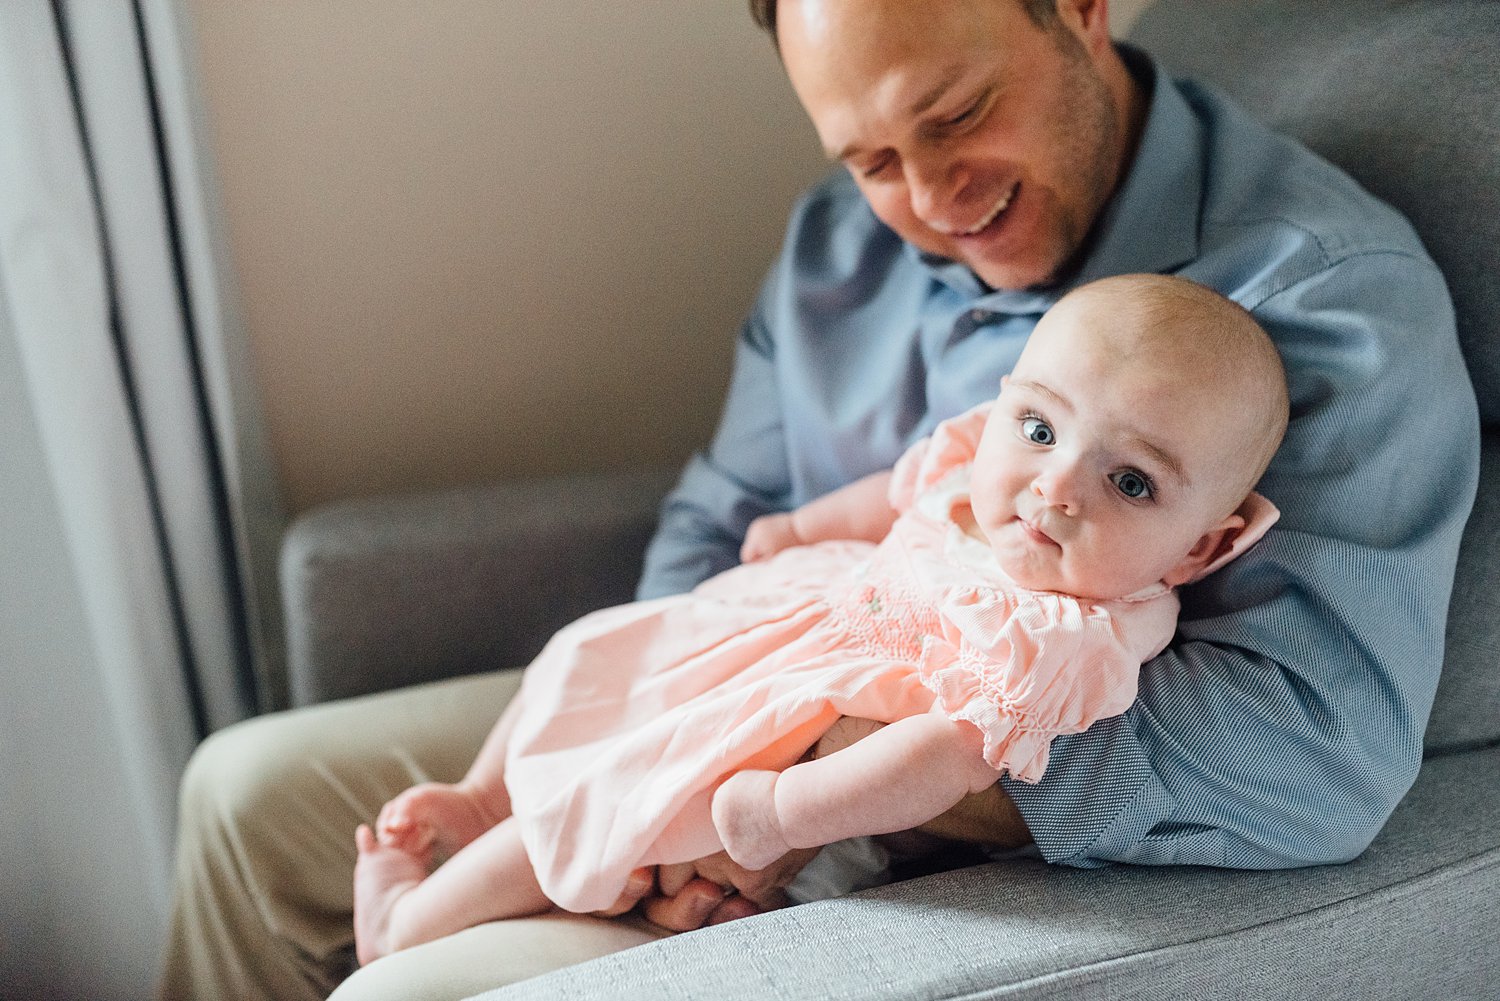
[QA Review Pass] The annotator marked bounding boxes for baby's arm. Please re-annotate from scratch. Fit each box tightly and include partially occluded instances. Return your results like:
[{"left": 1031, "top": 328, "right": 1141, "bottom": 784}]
[
  {"left": 711, "top": 710, "right": 1000, "bottom": 870},
  {"left": 741, "top": 470, "right": 896, "bottom": 562}
]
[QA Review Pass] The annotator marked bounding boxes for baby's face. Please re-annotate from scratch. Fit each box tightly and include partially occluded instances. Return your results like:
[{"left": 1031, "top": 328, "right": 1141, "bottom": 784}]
[{"left": 970, "top": 297, "right": 1254, "bottom": 599}]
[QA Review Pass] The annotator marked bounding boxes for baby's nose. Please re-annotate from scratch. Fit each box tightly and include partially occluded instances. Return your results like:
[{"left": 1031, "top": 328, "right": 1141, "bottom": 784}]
[{"left": 1031, "top": 467, "right": 1081, "bottom": 513}]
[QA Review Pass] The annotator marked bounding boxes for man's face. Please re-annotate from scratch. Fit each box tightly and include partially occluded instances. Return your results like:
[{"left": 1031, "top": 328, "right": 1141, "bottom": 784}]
[{"left": 778, "top": 0, "right": 1132, "bottom": 291}]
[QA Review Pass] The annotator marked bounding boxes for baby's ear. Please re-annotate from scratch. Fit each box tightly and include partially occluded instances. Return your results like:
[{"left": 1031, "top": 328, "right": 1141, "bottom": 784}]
[{"left": 1163, "top": 493, "right": 1281, "bottom": 587}]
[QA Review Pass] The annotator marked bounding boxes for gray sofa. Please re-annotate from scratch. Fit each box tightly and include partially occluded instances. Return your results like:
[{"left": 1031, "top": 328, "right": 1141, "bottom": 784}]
[{"left": 280, "top": 0, "right": 1500, "bottom": 996}]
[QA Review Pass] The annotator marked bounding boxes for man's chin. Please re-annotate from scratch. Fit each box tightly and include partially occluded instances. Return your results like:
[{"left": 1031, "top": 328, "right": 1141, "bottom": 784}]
[
  {"left": 903, "top": 234, "right": 1063, "bottom": 293},
  {"left": 968, "top": 255, "right": 1065, "bottom": 294}
]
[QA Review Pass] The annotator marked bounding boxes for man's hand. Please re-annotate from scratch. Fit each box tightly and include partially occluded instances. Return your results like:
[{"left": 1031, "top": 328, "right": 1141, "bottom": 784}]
[
  {"left": 740, "top": 513, "right": 803, "bottom": 563},
  {"left": 595, "top": 848, "right": 820, "bottom": 931},
  {"left": 915, "top": 782, "right": 1031, "bottom": 848}
]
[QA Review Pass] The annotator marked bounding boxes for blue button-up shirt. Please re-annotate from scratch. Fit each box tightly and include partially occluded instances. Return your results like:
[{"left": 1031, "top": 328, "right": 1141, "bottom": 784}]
[{"left": 637, "top": 53, "right": 1479, "bottom": 869}]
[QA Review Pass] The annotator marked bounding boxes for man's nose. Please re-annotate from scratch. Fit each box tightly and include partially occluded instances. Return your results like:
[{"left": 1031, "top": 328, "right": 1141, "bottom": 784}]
[{"left": 906, "top": 156, "right": 968, "bottom": 228}]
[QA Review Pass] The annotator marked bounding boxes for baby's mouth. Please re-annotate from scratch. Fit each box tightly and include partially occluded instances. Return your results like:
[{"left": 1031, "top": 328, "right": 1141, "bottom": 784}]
[{"left": 1018, "top": 517, "right": 1059, "bottom": 549}]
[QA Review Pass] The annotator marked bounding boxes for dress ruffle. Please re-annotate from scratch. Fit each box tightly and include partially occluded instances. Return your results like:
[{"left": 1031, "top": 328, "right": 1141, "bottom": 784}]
[
  {"left": 889, "top": 402, "right": 993, "bottom": 513},
  {"left": 915, "top": 588, "right": 1146, "bottom": 783}
]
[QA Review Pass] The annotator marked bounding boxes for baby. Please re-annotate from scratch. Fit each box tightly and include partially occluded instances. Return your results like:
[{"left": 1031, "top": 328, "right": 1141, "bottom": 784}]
[{"left": 353, "top": 273, "right": 1289, "bottom": 963}]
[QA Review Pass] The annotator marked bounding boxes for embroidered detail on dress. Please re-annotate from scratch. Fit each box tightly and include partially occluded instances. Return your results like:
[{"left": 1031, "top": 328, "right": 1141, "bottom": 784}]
[{"left": 829, "top": 581, "right": 941, "bottom": 662}]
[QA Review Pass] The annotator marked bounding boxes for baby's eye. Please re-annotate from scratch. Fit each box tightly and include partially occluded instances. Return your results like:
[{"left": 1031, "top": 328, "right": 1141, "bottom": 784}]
[
  {"left": 1111, "top": 470, "right": 1154, "bottom": 500},
  {"left": 1020, "top": 417, "right": 1055, "bottom": 445}
]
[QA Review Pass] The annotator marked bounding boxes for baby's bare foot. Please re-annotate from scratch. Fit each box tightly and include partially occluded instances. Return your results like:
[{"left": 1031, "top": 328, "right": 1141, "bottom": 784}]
[
  {"left": 353, "top": 824, "right": 428, "bottom": 965},
  {"left": 712, "top": 770, "right": 794, "bottom": 871},
  {"left": 377, "top": 782, "right": 497, "bottom": 859}
]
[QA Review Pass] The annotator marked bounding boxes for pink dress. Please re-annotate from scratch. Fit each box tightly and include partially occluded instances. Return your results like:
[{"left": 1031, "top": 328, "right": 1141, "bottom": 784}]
[{"left": 504, "top": 404, "right": 1179, "bottom": 912}]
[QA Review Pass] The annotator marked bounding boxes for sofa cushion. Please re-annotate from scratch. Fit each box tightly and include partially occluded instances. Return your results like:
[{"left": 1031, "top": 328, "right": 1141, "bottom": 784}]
[
  {"left": 280, "top": 467, "right": 675, "bottom": 705},
  {"left": 1132, "top": 0, "right": 1500, "bottom": 754}
]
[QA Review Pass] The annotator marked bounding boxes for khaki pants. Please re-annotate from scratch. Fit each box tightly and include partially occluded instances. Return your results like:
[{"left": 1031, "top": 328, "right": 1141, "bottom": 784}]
[{"left": 157, "top": 670, "right": 667, "bottom": 1001}]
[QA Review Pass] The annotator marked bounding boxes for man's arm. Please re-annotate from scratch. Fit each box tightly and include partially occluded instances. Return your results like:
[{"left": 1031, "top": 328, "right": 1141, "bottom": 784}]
[
  {"left": 916, "top": 781, "right": 1032, "bottom": 847},
  {"left": 1005, "top": 254, "right": 1479, "bottom": 869},
  {"left": 637, "top": 294, "right": 790, "bottom": 600}
]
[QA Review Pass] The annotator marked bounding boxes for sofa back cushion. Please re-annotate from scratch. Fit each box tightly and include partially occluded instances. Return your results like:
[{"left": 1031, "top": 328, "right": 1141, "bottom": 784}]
[{"left": 1131, "top": 0, "right": 1500, "bottom": 754}]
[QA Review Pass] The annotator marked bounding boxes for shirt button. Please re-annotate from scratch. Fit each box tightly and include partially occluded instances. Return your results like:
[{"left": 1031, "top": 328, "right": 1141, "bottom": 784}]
[{"left": 970, "top": 309, "right": 990, "bottom": 324}]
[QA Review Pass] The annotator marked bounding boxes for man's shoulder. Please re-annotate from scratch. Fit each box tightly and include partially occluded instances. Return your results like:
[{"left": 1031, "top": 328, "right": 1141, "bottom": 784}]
[
  {"left": 1178, "top": 77, "right": 1434, "bottom": 294},
  {"left": 767, "top": 169, "right": 919, "bottom": 305},
  {"left": 790, "top": 168, "right": 871, "bottom": 230},
  {"left": 783, "top": 170, "right": 907, "bottom": 271}
]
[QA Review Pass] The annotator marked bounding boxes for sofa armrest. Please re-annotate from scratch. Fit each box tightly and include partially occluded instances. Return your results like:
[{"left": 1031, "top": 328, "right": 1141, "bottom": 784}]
[
  {"left": 468, "top": 746, "right": 1500, "bottom": 1000},
  {"left": 279, "top": 466, "right": 677, "bottom": 706}
]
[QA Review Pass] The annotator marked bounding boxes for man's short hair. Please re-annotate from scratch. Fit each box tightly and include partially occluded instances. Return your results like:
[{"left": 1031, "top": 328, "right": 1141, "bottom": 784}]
[{"left": 748, "top": 0, "right": 1060, "bottom": 40}]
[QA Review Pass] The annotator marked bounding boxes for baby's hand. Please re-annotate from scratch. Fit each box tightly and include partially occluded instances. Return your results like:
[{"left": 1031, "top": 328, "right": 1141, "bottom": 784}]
[{"left": 741, "top": 513, "right": 802, "bottom": 562}]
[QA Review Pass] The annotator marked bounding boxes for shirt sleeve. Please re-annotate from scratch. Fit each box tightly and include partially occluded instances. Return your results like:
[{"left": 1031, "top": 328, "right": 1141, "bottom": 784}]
[
  {"left": 1004, "top": 252, "right": 1480, "bottom": 869},
  {"left": 636, "top": 287, "right": 790, "bottom": 600}
]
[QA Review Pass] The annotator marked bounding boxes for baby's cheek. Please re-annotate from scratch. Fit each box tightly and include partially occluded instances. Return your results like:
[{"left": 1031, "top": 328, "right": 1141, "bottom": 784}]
[{"left": 971, "top": 472, "right": 1012, "bottom": 526}]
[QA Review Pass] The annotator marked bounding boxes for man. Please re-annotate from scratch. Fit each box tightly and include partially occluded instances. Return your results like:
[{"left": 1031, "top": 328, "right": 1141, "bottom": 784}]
[{"left": 159, "top": 0, "right": 1478, "bottom": 998}]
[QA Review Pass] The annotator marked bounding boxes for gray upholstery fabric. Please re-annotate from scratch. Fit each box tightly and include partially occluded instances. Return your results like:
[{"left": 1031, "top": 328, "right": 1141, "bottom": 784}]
[
  {"left": 469, "top": 744, "right": 1500, "bottom": 1000},
  {"left": 1134, "top": 0, "right": 1500, "bottom": 754},
  {"left": 1432, "top": 433, "right": 1500, "bottom": 754},
  {"left": 280, "top": 467, "right": 675, "bottom": 705}
]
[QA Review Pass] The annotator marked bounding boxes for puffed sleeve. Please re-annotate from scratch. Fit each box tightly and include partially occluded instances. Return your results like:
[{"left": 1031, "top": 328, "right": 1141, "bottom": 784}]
[
  {"left": 918, "top": 589, "right": 1177, "bottom": 783},
  {"left": 888, "top": 402, "right": 994, "bottom": 513}
]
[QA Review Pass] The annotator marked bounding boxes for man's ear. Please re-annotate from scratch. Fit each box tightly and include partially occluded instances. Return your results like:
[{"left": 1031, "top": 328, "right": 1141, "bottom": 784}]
[
  {"left": 1162, "top": 493, "right": 1281, "bottom": 587},
  {"left": 1054, "top": 0, "right": 1114, "bottom": 54}
]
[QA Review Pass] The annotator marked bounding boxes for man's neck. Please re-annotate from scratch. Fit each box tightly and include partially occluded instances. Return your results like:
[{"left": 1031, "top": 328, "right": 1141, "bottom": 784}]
[{"left": 1109, "top": 43, "right": 1154, "bottom": 187}]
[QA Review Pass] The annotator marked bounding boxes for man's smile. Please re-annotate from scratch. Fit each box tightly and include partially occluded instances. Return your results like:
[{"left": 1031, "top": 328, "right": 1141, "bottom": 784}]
[{"left": 936, "top": 181, "right": 1020, "bottom": 238}]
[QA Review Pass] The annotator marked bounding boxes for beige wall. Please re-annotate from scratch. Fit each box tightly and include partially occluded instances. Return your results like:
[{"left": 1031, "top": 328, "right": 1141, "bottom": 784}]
[{"left": 189, "top": 0, "right": 1157, "bottom": 514}]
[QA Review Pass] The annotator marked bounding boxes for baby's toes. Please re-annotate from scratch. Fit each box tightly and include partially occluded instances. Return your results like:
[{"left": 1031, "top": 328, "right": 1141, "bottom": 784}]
[
  {"left": 385, "top": 820, "right": 433, "bottom": 854},
  {"left": 376, "top": 800, "right": 410, "bottom": 837},
  {"left": 376, "top": 810, "right": 428, "bottom": 853}
]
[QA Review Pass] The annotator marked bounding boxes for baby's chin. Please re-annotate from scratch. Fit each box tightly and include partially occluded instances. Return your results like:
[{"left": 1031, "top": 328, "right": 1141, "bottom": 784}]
[
  {"left": 997, "top": 557, "right": 1152, "bottom": 601},
  {"left": 996, "top": 558, "right": 1072, "bottom": 596}
]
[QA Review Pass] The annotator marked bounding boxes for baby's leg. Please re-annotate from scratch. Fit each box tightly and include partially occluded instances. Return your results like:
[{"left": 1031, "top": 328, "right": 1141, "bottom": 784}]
[
  {"left": 712, "top": 711, "right": 998, "bottom": 870},
  {"left": 353, "top": 816, "right": 550, "bottom": 964}
]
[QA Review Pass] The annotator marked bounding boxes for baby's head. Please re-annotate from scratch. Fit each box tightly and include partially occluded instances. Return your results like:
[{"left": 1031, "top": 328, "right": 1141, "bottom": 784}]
[{"left": 970, "top": 274, "right": 1289, "bottom": 600}]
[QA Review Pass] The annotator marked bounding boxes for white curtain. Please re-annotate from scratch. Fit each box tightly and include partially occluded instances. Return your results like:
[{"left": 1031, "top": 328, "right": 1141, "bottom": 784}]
[{"left": 0, "top": 0, "right": 284, "bottom": 990}]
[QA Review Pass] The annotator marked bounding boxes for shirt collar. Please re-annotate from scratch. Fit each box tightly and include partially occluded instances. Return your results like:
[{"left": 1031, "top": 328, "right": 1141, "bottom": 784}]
[{"left": 916, "top": 48, "right": 1203, "bottom": 314}]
